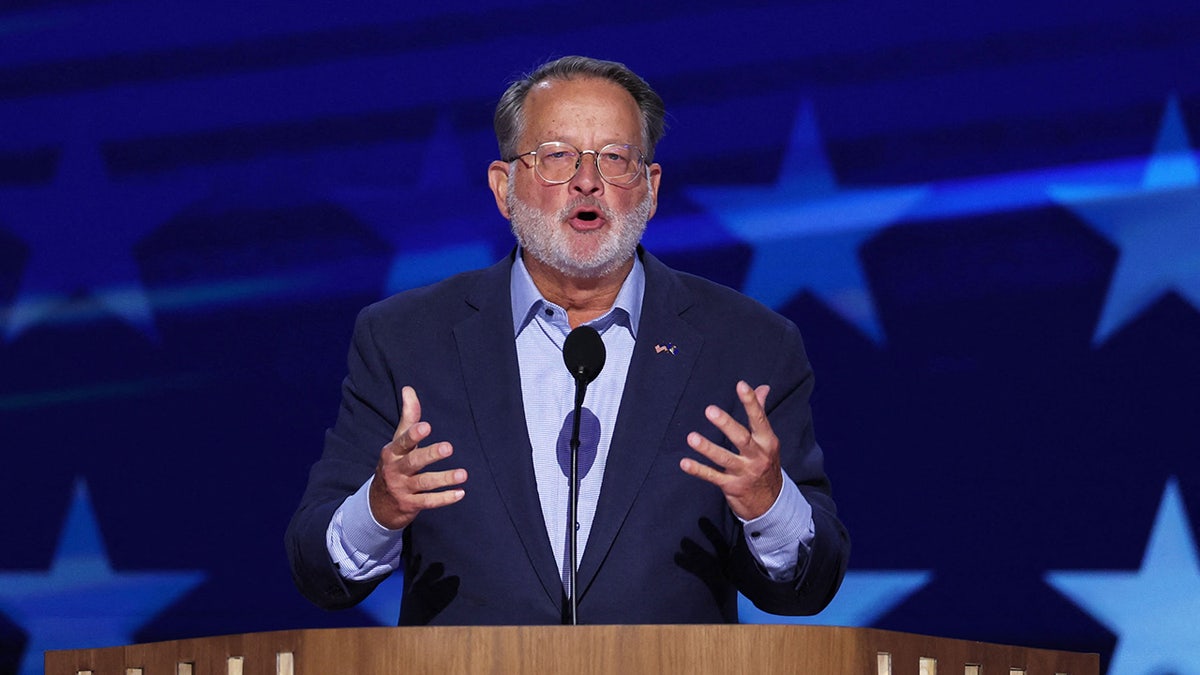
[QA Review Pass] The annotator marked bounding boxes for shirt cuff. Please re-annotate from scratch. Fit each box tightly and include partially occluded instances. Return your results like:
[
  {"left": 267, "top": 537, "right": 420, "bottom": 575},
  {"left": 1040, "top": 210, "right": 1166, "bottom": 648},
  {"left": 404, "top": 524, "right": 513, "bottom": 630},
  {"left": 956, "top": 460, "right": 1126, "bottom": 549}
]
[
  {"left": 738, "top": 472, "right": 815, "bottom": 582},
  {"left": 326, "top": 476, "right": 405, "bottom": 582}
]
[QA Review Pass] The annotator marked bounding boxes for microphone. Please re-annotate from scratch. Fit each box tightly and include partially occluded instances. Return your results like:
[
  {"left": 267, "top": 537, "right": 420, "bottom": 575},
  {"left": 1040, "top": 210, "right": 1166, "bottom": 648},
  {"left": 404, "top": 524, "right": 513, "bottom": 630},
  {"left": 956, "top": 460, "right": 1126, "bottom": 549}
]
[
  {"left": 564, "top": 324, "right": 606, "bottom": 392},
  {"left": 561, "top": 325, "right": 605, "bottom": 625}
]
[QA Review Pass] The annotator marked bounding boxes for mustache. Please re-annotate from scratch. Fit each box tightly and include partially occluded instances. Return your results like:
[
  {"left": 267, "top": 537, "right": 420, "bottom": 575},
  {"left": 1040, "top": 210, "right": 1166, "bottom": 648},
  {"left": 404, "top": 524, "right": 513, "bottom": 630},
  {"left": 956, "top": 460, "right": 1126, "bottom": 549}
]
[{"left": 558, "top": 197, "right": 614, "bottom": 221}]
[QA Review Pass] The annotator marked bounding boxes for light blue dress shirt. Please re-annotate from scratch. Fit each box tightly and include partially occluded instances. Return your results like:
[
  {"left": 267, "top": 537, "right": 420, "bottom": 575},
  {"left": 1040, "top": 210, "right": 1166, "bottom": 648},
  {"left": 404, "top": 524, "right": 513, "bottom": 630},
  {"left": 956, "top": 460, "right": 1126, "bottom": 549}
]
[
  {"left": 327, "top": 253, "right": 814, "bottom": 587},
  {"left": 510, "top": 253, "right": 639, "bottom": 596}
]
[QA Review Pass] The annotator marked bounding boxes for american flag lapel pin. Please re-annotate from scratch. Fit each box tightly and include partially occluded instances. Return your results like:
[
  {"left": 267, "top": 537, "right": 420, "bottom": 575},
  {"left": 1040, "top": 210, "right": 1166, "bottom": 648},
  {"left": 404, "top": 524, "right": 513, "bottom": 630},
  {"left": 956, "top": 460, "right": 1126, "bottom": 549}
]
[{"left": 654, "top": 342, "right": 677, "bottom": 355}]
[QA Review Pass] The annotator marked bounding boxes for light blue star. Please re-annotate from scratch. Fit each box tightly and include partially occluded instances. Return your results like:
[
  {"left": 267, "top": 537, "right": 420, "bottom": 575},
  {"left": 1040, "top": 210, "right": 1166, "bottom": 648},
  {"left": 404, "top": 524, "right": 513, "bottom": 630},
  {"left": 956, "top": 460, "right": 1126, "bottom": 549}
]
[
  {"left": 1046, "top": 478, "right": 1200, "bottom": 675},
  {"left": 358, "top": 574, "right": 404, "bottom": 626},
  {"left": 739, "top": 569, "right": 932, "bottom": 626},
  {"left": 0, "top": 135, "right": 200, "bottom": 341},
  {"left": 1049, "top": 95, "right": 1200, "bottom": 344},
  {"left": 385, "top": 241, "right": 497, "bottom": 294},
  {"left": 0, "top": 479, "right": 206, "bottom": 675},
  {"left": 687, "top": 101, "right": 928, "bottom": 343},
  {"left": 327, "top": 116, "right": 501, "bottom": 297}
]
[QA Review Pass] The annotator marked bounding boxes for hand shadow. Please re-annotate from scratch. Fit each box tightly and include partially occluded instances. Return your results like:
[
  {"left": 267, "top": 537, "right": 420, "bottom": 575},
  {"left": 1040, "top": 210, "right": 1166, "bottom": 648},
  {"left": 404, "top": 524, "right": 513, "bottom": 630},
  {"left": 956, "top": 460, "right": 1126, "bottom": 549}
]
[
  {"left": 673, "top": 517, "right": 734, "bottom": 609},
  {"left": 400, "top": 552, "right": 461, "bottom": 624}
]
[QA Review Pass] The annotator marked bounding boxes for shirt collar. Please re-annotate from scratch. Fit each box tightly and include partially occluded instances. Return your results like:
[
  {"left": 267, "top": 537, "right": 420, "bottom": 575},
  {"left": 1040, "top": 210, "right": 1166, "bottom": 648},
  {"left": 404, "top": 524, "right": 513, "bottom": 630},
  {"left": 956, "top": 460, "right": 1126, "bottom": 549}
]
[{"left": 510, "top": 250, "right": 645, "bottom": 338}]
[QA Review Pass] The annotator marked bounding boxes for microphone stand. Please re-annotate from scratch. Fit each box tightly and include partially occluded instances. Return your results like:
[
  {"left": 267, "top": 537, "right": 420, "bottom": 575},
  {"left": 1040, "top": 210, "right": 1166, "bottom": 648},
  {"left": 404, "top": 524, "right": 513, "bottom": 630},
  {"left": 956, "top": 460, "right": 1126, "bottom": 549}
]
[
  {"left": 561, "top": 324, "right": 604, "bottom": 626},
  {"left": 567, "top": 375, "right": 586, "bottom": 625}
]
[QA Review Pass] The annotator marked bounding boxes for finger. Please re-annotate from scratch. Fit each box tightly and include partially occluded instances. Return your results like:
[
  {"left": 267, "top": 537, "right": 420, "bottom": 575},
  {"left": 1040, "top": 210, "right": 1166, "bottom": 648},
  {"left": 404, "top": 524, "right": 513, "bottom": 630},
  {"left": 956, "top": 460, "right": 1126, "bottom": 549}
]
[
  {"left": 704, "top": 403, "right": 752, "bottom": 451},
  {"left": 403, "top": 486, "right": 467, "bottom": 510},
  {"left": 384, "top": 420, "right": 431, "bottom": 459},
  {"left": 686, "top": 431, "right": 738, "bottom": 471},
  {"left": 410, "top": 466, "right": 469, "bottom": 493},
  {"left": 386, "top": 387, "right": 430, "bottom": 457},
  {"left": 419, "top": 466, "right": 468, "bottom": 492},
  {"left": 679, "top": 456, "right": 731, "bottom": 488},
  {"left": 754, "top": 384, "right": 770, "bottom": 408},
  {"left": 392, "top": 386, "right": 424, "bottom": 443},
  {"left": 397, "top": 442, "right": 456, "bottom": 475},
  {"left": 737, "top": 380, "right": 770, "bottom": 438}
]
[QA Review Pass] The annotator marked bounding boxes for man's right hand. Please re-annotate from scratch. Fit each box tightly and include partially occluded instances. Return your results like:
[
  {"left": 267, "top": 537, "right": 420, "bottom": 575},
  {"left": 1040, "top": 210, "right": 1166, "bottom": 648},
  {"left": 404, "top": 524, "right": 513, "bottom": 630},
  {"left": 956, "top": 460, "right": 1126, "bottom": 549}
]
[{"left": 368, "top": 385, "right": 467, "bottom": 530}]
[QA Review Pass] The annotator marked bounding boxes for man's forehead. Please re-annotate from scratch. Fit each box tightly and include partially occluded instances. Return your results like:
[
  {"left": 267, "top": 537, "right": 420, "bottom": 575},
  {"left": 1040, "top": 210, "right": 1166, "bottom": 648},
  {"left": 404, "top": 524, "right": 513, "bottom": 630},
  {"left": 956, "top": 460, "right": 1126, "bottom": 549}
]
[
  {"left": 526, "top": 76, "right": 630, "bottom": 102},
  {"left": 518, "top": 77, "right": 643, "bottom": 146}
]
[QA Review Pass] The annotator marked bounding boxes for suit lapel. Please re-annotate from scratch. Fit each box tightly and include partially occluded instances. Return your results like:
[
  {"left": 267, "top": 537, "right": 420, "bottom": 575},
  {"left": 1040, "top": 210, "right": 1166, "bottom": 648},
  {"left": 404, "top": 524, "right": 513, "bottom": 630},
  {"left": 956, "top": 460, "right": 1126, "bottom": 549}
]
[
  {"left": 577, "top": 251, "right": 701, "bottom": 595},
  {"left": 453, "top": 255, "right": 564, "bottom": 607}
]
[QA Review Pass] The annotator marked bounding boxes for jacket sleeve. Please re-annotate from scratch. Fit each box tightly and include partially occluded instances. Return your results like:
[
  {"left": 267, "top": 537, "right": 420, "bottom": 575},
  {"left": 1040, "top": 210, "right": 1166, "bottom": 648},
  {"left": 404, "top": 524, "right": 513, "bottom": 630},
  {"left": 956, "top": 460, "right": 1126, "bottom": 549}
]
[
  {"left": 285, "top": 303, "right": 399, "bottom": 610},
  {"left": 732, "top": 319, "right": 851, "bottom": 615}
]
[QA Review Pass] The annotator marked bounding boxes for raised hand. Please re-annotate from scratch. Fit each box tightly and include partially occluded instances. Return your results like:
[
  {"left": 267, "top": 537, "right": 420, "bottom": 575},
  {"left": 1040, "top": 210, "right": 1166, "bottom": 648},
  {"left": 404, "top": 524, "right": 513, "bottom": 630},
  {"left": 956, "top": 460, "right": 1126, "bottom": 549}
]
[
  {"left": 680, "top": 381, "right": 781, "bottom": 521},
  {"left": 368, "top": 386, "right": 467, "bottom": 530}
]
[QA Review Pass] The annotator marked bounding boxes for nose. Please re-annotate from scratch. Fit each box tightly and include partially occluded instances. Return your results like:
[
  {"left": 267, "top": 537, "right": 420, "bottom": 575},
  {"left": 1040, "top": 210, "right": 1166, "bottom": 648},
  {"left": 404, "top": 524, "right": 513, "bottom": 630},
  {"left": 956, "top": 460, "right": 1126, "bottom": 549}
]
[{"left": 569, "top": 150, "right": 604, "bottom": 195}]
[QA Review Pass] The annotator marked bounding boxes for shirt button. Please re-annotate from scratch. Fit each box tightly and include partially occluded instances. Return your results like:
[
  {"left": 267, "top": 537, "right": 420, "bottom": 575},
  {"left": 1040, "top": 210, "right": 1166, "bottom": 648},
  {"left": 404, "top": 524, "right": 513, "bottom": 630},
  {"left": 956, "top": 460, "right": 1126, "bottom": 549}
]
[
  {"left": 544, "top": 308, "right": 553, "bottom": 317},
  {"left": 750, "top": 531, "right": 762, "bottom": 539}
]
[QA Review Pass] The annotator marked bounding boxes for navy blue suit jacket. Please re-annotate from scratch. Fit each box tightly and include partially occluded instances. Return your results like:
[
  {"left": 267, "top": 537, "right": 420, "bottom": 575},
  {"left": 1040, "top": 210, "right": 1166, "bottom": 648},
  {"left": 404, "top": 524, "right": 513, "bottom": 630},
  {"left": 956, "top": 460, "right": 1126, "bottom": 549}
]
[{"left": 286, "top": 248, "right": 849, "bottom": 624}]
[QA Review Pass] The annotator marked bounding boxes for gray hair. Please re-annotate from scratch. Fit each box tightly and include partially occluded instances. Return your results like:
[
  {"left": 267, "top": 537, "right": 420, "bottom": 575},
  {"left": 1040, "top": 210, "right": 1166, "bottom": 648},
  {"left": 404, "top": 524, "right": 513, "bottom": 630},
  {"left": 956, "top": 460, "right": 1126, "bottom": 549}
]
[{"left": 494, "top": 55, "right": 667, "bottom": 162}]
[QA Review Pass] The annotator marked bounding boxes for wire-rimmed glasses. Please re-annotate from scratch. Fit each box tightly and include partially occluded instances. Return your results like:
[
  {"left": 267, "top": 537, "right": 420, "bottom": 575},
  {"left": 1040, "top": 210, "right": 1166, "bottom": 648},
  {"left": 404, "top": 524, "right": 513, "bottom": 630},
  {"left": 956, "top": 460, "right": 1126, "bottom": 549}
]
[{"left": 506, "top": 141, "right": 646, "bottom": 186}]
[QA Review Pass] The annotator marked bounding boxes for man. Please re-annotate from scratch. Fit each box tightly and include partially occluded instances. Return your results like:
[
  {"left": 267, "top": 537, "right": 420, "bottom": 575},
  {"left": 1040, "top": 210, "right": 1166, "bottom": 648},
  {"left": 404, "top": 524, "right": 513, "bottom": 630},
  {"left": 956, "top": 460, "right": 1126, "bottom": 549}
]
[{"left": 286, "top": 55, "right": 849, "bottom": 624}]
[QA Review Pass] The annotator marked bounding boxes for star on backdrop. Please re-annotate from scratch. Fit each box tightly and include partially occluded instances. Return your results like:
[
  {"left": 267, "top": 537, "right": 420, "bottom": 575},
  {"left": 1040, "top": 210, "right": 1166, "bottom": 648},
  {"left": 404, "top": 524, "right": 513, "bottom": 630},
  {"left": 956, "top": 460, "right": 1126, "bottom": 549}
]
[
  {"left": 1046, "top": 478, "right": 1200, "bottom": 675},
  {"left": 358, "top": 576, "right": 404, "bottom": 626},
  {"left": 0, "top": 479, "right": 206, "bottom": 675},
  {"left": 326, "top": 116, "right": 499, "bottom": 296},
  {"left": 0, "top": 136, "right": 202, "bottom": 342},
  {"left": 687, "top": 100, "right": 928, "bottom": 343},
  {"left": 738, "top": 570, "right": 933, "bottom": 626},
  {"left": 1049, "top": 95, "right": 1200, "bottom": 345}
]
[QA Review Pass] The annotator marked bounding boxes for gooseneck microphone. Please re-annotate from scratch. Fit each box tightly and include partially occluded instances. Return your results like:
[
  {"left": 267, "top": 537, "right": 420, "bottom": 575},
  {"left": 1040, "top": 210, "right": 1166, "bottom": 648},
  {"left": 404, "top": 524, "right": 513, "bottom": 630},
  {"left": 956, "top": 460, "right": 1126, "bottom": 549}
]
[{"left": 561, "top": 324, "right": 605, "bottom": 625}]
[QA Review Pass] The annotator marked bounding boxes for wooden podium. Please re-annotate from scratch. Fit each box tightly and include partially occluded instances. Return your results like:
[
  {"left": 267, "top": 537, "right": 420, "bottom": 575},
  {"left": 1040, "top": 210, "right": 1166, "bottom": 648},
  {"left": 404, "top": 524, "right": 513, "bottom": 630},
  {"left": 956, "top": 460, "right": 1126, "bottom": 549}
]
[{"left": 45, "top": 625, "right": 1099, "bottom": 675}]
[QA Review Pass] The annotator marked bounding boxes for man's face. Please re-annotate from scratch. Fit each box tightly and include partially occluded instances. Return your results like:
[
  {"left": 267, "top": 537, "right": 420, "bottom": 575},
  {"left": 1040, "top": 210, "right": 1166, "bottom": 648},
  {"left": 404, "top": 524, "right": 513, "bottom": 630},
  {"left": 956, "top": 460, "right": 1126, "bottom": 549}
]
[{"left": 488, "top": 77, "right": 661, "bottom": 279}]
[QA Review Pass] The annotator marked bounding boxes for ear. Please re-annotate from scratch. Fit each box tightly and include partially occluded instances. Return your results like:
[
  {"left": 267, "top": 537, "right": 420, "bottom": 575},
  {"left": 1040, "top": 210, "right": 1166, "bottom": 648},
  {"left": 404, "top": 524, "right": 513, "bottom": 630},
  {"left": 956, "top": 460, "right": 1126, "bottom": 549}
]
[
  {"left": 645, "top": 162, "right": 662, "bottom": 220},
  {"left": 488, "top": 160, "right": 512, "bottom": 219}
]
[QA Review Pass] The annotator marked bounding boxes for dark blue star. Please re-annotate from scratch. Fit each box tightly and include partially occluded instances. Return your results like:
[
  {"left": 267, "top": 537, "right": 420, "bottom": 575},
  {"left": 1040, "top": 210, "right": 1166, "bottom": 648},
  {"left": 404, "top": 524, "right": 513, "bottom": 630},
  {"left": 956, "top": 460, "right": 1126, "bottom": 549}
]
[
  {"left": 1050, "top": 95, "right": 1200, "bottom": 344},
  {"left": 0, "top": 135, "right": 201, "bottom": 341},
  {"left": 0, "top": 479, "right": 205, "bottom": 675},
  {"left": 1047, "top": 478, "right": 1200, "bottom": 675},
  {"left": 687, "top": 101, "right": 928, "bottom": 343},
  {"left": 326, "top": 116, "right": 500, "bottom": 295}
]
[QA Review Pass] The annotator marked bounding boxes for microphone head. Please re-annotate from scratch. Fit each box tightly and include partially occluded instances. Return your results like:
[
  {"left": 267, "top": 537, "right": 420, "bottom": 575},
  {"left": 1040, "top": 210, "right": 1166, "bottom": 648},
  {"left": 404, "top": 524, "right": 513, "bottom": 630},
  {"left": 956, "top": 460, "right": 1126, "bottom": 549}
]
[{"left": 563, "top": 325, "right": 606, "bottom": 384}]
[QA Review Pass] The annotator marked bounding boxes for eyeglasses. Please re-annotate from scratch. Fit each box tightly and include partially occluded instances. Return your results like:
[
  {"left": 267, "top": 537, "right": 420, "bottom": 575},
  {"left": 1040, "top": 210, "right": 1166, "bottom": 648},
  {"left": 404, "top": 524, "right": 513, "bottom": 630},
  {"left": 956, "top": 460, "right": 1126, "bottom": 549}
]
[{"left": 506, "top": 141, "right": 646, "bottom": 186}]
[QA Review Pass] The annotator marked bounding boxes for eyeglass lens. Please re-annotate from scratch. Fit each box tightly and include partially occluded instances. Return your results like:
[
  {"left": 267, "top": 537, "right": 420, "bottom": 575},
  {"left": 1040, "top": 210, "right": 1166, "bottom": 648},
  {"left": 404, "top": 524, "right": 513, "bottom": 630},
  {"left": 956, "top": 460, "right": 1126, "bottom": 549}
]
[{"left": 534, "top": 142, "right": 642, "bottom": 185}]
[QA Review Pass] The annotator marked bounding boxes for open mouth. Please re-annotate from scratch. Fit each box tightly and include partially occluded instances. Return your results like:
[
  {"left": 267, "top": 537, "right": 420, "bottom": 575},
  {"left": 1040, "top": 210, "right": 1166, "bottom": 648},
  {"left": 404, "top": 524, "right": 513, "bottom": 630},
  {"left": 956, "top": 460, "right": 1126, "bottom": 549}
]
[{"left": 568, "top": 204, "right": 606, "bottom": 229}]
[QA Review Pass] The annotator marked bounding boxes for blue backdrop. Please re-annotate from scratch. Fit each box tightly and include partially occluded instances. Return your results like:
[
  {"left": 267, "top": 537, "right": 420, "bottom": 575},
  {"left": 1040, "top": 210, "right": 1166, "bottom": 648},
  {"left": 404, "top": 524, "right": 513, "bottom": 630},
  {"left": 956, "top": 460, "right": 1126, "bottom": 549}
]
[{"left": 2, "top": 2, "right": 1198, "bottom": 674}]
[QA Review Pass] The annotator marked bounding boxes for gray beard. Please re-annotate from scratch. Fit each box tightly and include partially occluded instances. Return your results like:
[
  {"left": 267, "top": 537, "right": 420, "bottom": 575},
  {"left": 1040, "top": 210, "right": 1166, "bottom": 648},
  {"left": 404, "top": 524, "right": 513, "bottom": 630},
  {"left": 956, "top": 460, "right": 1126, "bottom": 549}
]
[{"left": 507, "top": 188, "right": 652, "bottom": 280}]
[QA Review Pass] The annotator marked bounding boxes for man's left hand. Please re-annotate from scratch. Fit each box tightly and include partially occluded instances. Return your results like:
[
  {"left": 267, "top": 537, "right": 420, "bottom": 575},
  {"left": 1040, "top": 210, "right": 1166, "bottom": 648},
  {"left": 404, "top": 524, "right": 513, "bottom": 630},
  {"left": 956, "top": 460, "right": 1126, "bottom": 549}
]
[{"left": 680, "top": 380, "right": 782, "bottom": 521}]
